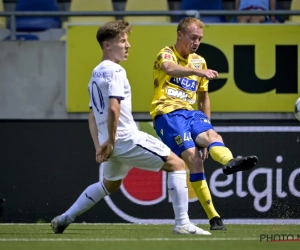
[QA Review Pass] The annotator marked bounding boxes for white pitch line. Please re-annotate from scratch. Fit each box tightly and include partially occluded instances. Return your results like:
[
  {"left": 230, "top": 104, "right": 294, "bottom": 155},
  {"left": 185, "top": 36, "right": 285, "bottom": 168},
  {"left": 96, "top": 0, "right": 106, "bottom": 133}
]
[
  {"left": 1, "top": 219, "right": 300, "bottom": 225},
  {"left": 214, "top": 126, "right": 300, "bottom": 132},
  {"left": 0, "top": 238, "right": 257, "bottom": 242}
]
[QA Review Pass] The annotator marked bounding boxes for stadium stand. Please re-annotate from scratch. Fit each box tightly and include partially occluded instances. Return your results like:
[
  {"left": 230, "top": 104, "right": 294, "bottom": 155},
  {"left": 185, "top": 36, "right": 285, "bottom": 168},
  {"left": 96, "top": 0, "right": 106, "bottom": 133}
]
[
  {"left": 15, "top": 0, "right": 61, "bottom": 32},
  {"left": 179, "top": 0, "right": 225, "bottom": 23},
  {"left": 0, "top": 0, "right": 295, "bottom": 41},
  {"left": 60, "top": 0, "right": 115, "bottom": 41},
  {"left": 0, "top": 0, "right": 6, "bottom": 28},
  {"left": 5, "top": 33, "right": 39, "bottom": 40},
  {"left": 124, "top": 0, "right": 171, "bottom": 24},
  {"left": 67, "top": 0, "right": 115, "bottom": 25},
  {"left": 289, "top": 0, "right": 300, "bottom": 22}
]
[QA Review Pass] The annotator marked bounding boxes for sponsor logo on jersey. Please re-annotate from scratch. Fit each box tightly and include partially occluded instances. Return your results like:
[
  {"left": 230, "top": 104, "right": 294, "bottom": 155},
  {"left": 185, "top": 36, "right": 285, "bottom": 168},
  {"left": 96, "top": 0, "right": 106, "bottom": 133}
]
[
  {"left": 200, "top": 118, "right": 211, "bottom": 124},
  {"left": 166, "top": 88, "right": 188, "bottom": 99},
  {"left": 163, "top": 49, "right": 172, "bottom": 53},
  {"left": 193, "top": 63, "right": 201, "bottom": 69},
  {"left": 166, "top": 88, "right": 195, "bottom": 104},
  {"left": 97, "top": 120, "right": 107, "bottom": 126},
  {"left": 191, "top": 58, "right": 204, "bottom": 63},
  {"left": 163, "top": 53, "right": 172, "bottom": 59},
  {"left": 174, "top": 135, "right": 183, "bottom": 145},
  {"left": 169, "top": 77, "right": 197, "bottom": 91},
  {"left": 92, "top": 71, "right": 103, "bottom": 78}
]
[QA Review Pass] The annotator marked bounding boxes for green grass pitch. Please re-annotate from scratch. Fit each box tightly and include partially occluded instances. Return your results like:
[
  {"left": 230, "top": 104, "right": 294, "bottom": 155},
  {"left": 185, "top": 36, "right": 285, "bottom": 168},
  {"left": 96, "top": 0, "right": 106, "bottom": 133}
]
[{"left": 0, "top": 224, "right": 299, "bottom": 250}]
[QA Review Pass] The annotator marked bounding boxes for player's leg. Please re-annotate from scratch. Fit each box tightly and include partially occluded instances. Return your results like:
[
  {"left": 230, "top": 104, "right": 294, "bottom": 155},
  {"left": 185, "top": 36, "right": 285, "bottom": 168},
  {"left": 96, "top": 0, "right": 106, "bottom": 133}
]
[
  {"left": 117, "top": 131, "right": 210, "bottom": 235},
  {"left": 161, "top": 151, "right": 210, "bottom": 235},
  {"left": 50, "top": 180, "right": 115, "bottom": 234},
  {"left": 181, "top": 147, "right": 225, "bottom": 230},
  {"left": 51, "top": 158, "right": 128, "bottom": 234},
  {"left": 155, "top": 111, "right": 224, "bottom": 230},
  {"left": 193, "top": 121, "right": 258, "bottom": 175}
]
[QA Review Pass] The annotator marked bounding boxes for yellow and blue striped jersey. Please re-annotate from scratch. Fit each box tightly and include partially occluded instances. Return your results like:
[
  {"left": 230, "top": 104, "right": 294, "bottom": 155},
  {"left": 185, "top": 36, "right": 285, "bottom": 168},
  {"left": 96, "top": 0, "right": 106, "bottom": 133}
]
[{"left": 150, "top": 45, "right": 209, "bottom": 119}]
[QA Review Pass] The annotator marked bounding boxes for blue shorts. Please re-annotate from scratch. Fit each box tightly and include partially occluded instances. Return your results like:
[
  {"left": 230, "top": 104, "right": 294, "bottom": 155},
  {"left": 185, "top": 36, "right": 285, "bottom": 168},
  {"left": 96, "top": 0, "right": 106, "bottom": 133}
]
[{"left": 154, "top": 110, "right": 214, "bottom": 157}]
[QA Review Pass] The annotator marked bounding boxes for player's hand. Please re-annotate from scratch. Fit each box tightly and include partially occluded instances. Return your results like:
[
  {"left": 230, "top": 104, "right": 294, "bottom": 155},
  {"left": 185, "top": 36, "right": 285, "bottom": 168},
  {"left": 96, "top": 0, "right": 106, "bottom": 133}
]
[
  {"left": 96, "top": 141, "right": 114, "bottom": 163},
  {"left": 95, "top": 146, "right": 102, "bottom": 162},
  {"left": 197, "top": 69, "right": 218, "bottom": 80},
  {"left": 201, "top": 148, "right": 209, "bottom": 161}
]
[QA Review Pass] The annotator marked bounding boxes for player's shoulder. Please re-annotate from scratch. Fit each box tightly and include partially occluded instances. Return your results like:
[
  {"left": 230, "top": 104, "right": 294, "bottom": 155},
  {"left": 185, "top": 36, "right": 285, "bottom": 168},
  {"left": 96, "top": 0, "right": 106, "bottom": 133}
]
[
  {"left": 97, "top": 60, "right": 123, "bottom": 71},
  {"left": 190, "top": 53, "right": 206, "bottom": 63},
  {"left": 158, "top": 46, "right": 175, "bottom": 55},
  {"left": 155, "top": 46, "right": 176, "bottom": 62},
  {"left": 94, "top": 60, "right": 124, "bottom": 74}
]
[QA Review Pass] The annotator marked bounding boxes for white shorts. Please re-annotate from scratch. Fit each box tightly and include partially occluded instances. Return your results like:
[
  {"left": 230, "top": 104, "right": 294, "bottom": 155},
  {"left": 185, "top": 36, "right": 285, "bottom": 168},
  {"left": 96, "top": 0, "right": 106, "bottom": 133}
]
[{"left": 101, "top": 130, "right": 171, "bottom": 181}]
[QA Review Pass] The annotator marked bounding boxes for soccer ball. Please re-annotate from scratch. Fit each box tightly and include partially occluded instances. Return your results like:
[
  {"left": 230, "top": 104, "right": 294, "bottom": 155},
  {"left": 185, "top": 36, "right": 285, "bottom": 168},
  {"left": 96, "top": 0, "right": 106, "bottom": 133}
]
[{"left": 295, "top": 97, "right": 300, "bottom": 122}]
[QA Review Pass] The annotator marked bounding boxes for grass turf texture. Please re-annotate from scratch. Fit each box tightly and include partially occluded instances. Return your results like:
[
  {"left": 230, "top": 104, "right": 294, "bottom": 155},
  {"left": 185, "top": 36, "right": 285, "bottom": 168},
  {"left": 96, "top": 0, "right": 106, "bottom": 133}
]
[{"left": 0, "top": 224, "right": 299, "bottom": 250}]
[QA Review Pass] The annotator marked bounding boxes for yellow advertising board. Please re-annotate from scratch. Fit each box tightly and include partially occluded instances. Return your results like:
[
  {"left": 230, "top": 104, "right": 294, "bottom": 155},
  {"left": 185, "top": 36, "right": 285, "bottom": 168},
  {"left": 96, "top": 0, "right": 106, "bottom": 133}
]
[{"left": 67, "top": 24, "right": 300, "bottom": 112}]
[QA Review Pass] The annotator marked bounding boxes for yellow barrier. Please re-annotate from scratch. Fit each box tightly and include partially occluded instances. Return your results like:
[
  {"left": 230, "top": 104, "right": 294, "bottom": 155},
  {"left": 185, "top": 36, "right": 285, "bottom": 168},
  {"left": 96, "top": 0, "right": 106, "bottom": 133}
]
[{"left": 67, "top": 24, "right": 300, "bottom": 112}]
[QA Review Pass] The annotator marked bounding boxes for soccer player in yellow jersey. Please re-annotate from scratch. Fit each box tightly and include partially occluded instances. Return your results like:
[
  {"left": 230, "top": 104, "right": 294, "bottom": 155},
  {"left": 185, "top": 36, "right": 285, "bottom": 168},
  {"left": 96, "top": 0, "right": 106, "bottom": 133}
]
[{"left": 150, "top": 17, "right": 258, "bottom": 230}]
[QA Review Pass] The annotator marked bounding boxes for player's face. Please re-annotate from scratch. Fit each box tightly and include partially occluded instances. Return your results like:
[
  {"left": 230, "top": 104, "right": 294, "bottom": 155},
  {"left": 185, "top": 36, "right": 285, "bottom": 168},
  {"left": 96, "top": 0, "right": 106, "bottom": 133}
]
[
  {"left": 178, "top": 23, "right": 203, "bottom": 55},
  {"left": 108, "top": 32, "right": 130, "bottom": 63}
]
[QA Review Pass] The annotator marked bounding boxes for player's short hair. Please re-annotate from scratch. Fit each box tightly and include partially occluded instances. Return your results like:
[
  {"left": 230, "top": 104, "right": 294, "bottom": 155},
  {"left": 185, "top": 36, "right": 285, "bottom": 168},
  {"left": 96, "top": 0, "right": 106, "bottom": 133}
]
[
  {"left": 177, "top": 17, "right": 205, "bottom": 33},
  {"left": 96, "top": 20, "right": 132, "bottom": 48}
]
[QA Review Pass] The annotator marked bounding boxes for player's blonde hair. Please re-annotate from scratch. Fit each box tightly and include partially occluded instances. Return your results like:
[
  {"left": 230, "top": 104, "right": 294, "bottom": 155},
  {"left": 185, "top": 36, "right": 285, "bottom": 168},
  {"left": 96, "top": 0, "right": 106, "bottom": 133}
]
[
  {"left": 177, "top": 17, "right": 205, "bottom": 33},
  {"left": 96, "top": 20, "right": 132, "bottom": 48}
]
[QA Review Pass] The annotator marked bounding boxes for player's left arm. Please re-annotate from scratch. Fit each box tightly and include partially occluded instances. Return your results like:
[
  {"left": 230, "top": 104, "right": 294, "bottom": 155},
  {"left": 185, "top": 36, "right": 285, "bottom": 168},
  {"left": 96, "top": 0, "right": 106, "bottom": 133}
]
[
  {"left": 197, "top": 59, "right": 211, "bottom": 160},
  {"left": 197, "top": 59, "right": 211, "bottom": 119},
  {"left": 197, "top": 90, "right": 211, "bottom": 160},
  {"left": 96, "top": 68, "right": 123, "bottom": 163},
  {"left": 197, "top": 91, "right": 211, "bottom": 119}
]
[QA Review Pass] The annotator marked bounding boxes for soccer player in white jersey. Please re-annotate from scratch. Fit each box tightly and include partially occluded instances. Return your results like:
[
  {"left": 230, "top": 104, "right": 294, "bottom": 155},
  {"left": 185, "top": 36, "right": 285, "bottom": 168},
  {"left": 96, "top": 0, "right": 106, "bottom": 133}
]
[{"left": 50, "top": 20, "right": 211, "bottom": 235}]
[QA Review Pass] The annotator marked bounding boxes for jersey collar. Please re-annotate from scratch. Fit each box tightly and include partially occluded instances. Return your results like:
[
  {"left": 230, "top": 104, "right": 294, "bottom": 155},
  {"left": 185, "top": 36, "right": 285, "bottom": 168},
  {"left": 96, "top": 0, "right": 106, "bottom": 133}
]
[{"left": 172, "top": 45, "right": 189, "bottom": 63}]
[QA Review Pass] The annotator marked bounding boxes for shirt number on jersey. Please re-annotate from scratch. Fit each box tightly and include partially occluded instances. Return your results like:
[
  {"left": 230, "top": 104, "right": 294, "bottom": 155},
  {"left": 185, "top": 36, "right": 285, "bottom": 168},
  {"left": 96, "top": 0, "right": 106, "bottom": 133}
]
[
  {"left": 184, "top": 132, "right": 192, "bottom": 141},
  {"left": 91, "top": 81, "right": 105, "bottom": 114}
]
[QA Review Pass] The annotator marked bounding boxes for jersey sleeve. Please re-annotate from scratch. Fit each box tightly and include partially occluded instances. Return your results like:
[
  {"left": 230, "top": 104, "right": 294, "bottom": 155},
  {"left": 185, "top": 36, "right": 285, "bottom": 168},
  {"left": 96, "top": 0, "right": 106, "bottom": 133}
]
[
  {"left": 87, "top": 82, "right": 93, "bottom": 109},
  {"left": 156, "top": 47, "right": 176, "bottom": 69},
  {"left": 105, "top": 67, "right": 125, "bottom": 100},
  {"left": 197, "top": 59, "right": 209, "bottom": 92}
]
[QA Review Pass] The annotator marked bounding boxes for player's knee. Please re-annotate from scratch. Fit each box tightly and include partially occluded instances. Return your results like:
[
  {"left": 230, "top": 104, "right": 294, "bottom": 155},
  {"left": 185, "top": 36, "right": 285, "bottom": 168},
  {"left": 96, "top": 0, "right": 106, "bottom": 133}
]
[
  {"left": 187, "top": 157, "right": 203, "bottom": 173},
  {"left": 181, "top": 149, "right": 202, "bottom": 172},
  {"left": 103, "top": 179, "right": 122, "bottom": 193},
  {"left": 215, "top": 133, "right": 223, "bottom": 142},
  {"left": 162, "top": 153, "right": 185, "bottom": 172},
  {"left": 174, "top": 158, "right": 185, "bottom": 171},
  {"left": 207, "top": 130, "right": 223, "bottom": 143}
]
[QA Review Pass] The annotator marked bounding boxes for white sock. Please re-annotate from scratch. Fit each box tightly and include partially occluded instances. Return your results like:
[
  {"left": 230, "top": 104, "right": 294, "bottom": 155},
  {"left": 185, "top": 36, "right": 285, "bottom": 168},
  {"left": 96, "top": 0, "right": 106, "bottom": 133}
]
[
  {"left": 167, "top": 171, "right": 190, "bottom": 226},
  {"left": 64, "top": 181, "right": 109, "bottom": 221}
]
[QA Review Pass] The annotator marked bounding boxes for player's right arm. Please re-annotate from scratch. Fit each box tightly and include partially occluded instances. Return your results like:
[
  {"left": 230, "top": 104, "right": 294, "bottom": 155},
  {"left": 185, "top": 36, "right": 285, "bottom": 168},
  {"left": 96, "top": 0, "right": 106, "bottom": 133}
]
[
  {"left": 161, "top": 61, "right": 218, "bottom": 80},
  {"left": 88, "top": 109, "right": 101, "bottom": 150}
]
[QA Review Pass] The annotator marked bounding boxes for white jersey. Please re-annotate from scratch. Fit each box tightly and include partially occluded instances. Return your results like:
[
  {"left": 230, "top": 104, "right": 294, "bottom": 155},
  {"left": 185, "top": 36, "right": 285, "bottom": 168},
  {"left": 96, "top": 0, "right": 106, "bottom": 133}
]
[{"left": 88, "top": 60, "right": 138, "bottom": 144}]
